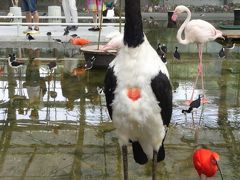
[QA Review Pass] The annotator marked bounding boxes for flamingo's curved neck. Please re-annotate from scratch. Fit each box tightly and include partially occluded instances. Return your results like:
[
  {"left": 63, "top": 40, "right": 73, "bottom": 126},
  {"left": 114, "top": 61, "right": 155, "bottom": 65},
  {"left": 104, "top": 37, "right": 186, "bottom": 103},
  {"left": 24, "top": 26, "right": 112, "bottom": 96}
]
[{"left": 177, "top": 8, "right": 191, "bottom": 45}]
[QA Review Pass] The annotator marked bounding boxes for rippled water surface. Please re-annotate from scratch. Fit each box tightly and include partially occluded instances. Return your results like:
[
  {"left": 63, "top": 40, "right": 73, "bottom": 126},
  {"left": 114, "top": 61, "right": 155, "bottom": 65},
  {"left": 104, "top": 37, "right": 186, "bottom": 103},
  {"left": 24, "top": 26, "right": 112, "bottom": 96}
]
[{"left": 0, "top": 24, "right": 239, "bottom": 179}]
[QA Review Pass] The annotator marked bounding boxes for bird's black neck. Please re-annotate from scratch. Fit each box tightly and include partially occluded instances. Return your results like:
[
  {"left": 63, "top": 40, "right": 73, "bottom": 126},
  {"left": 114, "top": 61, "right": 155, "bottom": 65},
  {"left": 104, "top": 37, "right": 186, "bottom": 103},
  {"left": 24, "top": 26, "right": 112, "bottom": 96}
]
[{"left": 124, "top": 0, "right": 144, "bottom": 48}]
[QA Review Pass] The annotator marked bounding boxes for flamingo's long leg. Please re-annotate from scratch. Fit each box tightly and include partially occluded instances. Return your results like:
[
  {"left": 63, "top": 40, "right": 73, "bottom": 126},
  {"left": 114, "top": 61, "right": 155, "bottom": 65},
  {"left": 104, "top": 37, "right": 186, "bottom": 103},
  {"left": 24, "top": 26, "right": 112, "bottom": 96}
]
[
  {"left": 186, "top": 72, "right": 199, "bottom": 105},
  {"left": 198, "top": 45, "right": 208, "bottom": 104},
  {"left": 186, "top": 45, "right": 202, "bottom": 105},
  {"left": 186, "top": 44, "right": 208, "bottom": 105}
]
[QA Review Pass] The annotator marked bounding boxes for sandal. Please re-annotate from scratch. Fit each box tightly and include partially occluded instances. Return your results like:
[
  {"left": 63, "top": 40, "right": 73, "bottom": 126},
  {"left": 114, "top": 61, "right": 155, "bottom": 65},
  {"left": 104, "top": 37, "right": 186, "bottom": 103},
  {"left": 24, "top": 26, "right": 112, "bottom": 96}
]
[{"left": 23, "top": 27, "right": 33, "bottom": 33}]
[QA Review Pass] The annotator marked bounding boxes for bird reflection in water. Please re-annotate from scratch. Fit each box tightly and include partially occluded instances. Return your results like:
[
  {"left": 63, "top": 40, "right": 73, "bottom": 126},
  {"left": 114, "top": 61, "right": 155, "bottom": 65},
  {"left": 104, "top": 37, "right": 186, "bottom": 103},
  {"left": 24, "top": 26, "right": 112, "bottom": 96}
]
[
  {"left": 61, "top": 73, "right": 85, "bottom": 111},
  {"left": 71, "top": 56, "right": 96, "bottom": 76},
  {"left": 0, "top": 66, "right": 4, "bottom": 76},
  {"left": 62, "top": 59, "right": 87, "bottom": 111}
]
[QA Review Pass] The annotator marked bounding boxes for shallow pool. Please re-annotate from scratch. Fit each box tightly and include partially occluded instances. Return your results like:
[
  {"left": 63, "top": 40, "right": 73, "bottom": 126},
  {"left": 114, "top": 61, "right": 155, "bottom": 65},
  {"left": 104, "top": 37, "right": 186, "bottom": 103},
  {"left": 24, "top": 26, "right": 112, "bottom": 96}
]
[{"left": 0, "top": 25, "right": 239, "bottom": 179}]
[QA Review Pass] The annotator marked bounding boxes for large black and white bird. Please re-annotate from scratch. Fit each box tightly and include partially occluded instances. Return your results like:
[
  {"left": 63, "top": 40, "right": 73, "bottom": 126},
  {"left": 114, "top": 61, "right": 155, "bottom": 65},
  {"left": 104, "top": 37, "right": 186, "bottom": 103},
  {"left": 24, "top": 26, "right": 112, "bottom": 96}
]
[
  {"left": 8, "top": 54, "right": 24, "bottom": 68},
  {"left": 104, "top": 0, "right": 172, "bottom": 179}
]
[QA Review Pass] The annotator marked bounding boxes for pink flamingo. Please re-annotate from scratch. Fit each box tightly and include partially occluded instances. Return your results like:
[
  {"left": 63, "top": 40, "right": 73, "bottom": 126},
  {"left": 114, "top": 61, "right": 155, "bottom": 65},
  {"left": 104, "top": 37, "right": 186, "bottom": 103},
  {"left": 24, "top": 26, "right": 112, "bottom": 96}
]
[
  {"left": 100, "top": 31, "right": 123, "bottom": 51},
  {"left": 171, "top": 5, "right": 224, "bottom": 104}
]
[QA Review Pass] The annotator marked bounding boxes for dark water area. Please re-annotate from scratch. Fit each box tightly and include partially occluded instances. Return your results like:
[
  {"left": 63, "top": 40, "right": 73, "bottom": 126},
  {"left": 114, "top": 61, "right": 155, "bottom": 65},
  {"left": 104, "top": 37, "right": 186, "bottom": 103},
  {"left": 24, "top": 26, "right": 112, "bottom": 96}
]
[{"left": 0, "top": 22, "right": 239, "bottom": 179}]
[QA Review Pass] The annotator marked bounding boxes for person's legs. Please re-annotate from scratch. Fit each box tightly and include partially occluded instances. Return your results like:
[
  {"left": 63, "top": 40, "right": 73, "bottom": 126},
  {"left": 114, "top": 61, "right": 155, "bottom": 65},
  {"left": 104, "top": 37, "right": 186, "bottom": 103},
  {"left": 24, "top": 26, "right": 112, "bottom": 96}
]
[
  {"left": 69, "top": 0, "right": 78, "bottom": 30},
  {"left": 25, "top": 0, "right": 39, "bottom": 31},
  {"left": 93, "top": 11, "right": 98, "bottom": 28},
  {"left": 62, "top": 0, "right": 71, "bottom": 23},
  {"left": 22, "top": 0, "right": 32, "bottom": 30},
  {"left": 88, "top": 11, "right": 97, "bottom": 31},
  {"left": 26, "top": 11, "right": 32, "bottom": 29},
  {"left": 88, "top": 0, "right": 98, "bottom": 31},
  {"left": 69, "top": 0, "right": 78, "bottom": 23},
  {"left": 32, "top": 11, "right": 39, "bottom": 31},
  {"left": 89, "top": 0, "right": 103, "bottom": 31},
  {"left": 97, "top": 9, "right": 102, "bottom": 25}
]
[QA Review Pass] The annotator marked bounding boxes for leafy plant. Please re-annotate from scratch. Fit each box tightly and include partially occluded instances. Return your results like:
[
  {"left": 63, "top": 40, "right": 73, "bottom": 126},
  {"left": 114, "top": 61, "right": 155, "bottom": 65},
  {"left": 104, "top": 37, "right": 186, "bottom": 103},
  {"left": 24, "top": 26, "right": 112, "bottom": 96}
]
[{"left": 150, "top": 0, "right": 160, "bottom": 5}]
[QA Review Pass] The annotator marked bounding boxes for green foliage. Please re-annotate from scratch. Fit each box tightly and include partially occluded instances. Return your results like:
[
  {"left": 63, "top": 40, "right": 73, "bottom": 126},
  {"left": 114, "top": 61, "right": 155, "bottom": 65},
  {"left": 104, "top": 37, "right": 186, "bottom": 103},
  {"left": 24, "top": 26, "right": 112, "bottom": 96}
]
[{"left": 150, "top": 0, "right": 160, "bottom": 5}]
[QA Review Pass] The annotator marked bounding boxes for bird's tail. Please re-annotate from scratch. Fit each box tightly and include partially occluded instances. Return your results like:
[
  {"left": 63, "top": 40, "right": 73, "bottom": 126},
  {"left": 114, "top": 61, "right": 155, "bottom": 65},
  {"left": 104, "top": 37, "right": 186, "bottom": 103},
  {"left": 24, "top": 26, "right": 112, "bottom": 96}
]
[
  {"left": 182, "top": 107, "right": 193, "bottom": 114},
  {"left": 132, "top": 141, "right": 148, "bottom": 165},
  {"left": 157, "top": 143, "right": 165, "bottom": 162},
  {"left": 132, "top": 141, "right": 166, "bottom": 164}
]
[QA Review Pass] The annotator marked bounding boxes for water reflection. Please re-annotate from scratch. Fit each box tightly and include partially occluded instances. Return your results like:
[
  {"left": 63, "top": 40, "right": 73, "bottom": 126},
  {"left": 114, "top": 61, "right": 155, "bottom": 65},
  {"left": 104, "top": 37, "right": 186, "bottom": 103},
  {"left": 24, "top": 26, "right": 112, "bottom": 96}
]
[{"left": 0, "top": 30, "right": 240, "bottom": 179}]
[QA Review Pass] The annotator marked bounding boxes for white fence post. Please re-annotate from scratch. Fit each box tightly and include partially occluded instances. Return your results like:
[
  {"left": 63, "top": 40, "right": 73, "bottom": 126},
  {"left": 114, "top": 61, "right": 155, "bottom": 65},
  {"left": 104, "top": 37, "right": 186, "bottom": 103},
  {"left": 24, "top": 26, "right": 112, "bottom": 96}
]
[
  {"left": 48, "top": 6, "right": 62, "bottom": 23},
  {"left": 9, "top": 6, "right": 22, "bottom": 23}
]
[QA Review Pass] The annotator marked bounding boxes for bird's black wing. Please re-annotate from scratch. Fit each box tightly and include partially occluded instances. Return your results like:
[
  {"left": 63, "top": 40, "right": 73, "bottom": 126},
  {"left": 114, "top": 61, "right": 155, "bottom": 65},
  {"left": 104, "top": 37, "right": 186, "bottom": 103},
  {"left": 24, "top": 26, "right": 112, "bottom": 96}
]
[
  {"left": 150, "top": 71, "right": 172, "bottom": 162},
  {"left": 151, "top": 71, "right": 172, "bottom": 127},
  {"left": 104, "top": 66, "right": 117, "bottom": 119},
  {"left": 11, "top": 61, "right": 24, "bottom": 66}
]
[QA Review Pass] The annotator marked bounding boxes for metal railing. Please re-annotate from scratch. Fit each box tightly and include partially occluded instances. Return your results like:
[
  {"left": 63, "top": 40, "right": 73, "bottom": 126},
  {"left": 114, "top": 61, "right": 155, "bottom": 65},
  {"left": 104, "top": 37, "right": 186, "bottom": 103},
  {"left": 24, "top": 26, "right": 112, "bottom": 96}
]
[
  {"left": 0, "top": 15, "right": 125, "bottom": 20},
  {"left": 0, "top": 15, "right": 125, "bottom": 36}
]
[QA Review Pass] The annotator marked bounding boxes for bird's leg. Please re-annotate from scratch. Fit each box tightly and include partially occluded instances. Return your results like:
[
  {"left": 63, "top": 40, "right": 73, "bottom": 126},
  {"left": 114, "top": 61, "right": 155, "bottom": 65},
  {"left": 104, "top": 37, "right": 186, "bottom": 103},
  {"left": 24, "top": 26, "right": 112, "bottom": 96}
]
[
  {"left": 197, "top": 45, "right": 203, "bottom": 75},
  {"left": 186, "top": 45, "right": 208, "bottom": 106},
  {"left": 122, "top": 145, "right": 128, "bottom": 180},
  {"left": 198, "top": 45, "right": 208, "bottom": 104},
  {"left": 186, "top": 45, "right": 203, "bottom": 105},
  {"left": 152, "top": 150, "right": 158, "bottom": 180},
  {"left": 186, "top": 72, "right": 199, "bottom": 105},
  {"left": 192, "top": 112, "right": 195, "bottom": 127}
]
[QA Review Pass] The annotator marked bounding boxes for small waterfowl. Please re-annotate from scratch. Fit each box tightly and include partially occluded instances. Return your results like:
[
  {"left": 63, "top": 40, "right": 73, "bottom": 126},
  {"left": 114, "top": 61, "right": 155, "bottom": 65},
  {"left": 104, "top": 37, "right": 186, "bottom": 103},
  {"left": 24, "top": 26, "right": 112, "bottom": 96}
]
[
  {"left": 26, "top": 33, "right": 35, "bottom": 41},
  {"left": 182, "top": 94, "right": 202, "bottom": 114},
  {"left": 173, "top": 46, "right": 181, "bottom": 60}
]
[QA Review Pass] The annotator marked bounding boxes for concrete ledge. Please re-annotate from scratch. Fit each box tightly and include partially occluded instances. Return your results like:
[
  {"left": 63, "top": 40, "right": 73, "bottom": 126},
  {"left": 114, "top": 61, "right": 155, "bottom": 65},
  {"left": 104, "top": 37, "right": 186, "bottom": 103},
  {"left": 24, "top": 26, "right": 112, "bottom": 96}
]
[{"left": 0, "top": 25, "right": 123, "bottom": 48}]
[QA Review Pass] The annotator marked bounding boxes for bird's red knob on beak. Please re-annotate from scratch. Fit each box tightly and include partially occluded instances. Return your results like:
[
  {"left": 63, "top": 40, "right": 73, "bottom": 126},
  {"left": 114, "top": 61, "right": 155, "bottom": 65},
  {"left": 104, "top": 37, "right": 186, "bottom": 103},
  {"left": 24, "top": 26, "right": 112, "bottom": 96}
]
[
  {"left": 127, "top": 87, "right": 141, "bottom": 101},
  {"left": 193, "top": 148, "right": 223, "bottom": 179}
]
